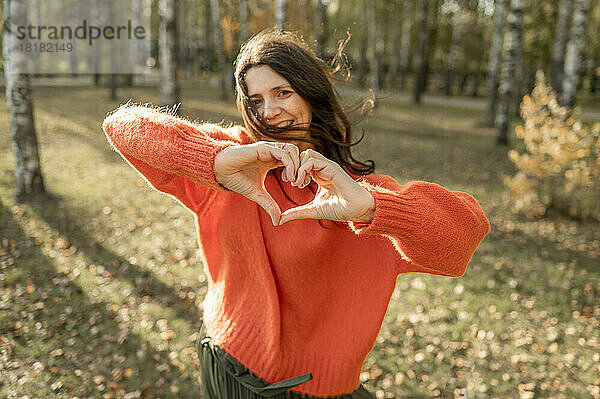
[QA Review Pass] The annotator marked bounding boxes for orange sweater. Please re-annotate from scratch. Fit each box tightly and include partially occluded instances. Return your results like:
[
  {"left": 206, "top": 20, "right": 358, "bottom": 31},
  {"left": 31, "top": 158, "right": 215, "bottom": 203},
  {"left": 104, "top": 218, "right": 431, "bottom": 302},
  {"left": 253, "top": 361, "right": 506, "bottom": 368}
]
[{"left": 102, "top": 105, "right": 490, "bottom": 397}]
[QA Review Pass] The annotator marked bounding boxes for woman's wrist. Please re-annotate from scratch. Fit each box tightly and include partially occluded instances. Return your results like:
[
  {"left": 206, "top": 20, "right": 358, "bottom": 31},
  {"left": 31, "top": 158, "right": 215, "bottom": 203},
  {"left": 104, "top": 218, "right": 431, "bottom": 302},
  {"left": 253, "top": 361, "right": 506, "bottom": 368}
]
[
  {"left": 213, "top": 146, "right": 235, "bottom": 188},
  {"left": 351, "top": 192, "right": 376, "bottom": 223}
]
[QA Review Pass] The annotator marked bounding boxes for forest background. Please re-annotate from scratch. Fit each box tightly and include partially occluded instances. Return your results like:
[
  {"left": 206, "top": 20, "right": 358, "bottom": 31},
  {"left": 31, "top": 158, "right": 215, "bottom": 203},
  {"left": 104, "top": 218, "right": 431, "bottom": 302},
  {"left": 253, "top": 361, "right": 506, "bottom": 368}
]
[{"left": 0, "top": 0, "right": 599, "bottom": 398}]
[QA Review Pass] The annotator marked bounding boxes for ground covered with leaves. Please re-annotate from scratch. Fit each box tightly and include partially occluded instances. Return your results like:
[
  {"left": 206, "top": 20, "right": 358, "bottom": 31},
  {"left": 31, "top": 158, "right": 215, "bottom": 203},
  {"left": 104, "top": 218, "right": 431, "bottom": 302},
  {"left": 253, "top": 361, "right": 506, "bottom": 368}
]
[{"left": 0, "top": 85, "right": 598, "bottom": 399}]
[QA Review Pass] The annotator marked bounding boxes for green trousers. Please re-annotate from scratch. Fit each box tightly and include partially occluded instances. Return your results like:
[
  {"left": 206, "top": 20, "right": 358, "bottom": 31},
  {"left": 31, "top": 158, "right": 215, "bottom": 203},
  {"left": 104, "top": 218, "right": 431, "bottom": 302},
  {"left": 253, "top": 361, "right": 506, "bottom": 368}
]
[{"left": 197, "top": 324, "right": 375, "bottom": 399}]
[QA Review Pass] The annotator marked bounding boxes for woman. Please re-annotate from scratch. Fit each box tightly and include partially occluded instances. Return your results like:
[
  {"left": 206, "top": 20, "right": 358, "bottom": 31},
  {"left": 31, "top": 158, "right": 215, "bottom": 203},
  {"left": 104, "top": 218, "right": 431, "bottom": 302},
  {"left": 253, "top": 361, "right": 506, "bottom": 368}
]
[{"left": 103, "top": 29, "right": 490, "bottom": 399}]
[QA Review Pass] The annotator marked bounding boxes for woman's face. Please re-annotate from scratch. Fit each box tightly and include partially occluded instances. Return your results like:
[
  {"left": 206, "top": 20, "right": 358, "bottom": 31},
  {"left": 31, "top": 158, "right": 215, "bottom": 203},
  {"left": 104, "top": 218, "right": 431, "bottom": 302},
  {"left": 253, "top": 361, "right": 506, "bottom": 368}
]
[{"left": 245, "top": 65, "right": 313, "bottom": 150}]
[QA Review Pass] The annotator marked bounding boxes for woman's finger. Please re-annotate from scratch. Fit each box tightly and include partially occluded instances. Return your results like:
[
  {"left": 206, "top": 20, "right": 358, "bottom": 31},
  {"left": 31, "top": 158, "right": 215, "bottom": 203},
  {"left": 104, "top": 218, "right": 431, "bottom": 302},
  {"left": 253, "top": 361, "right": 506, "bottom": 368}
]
[
  {"left": 301, "top": 172, "right": 311, "bottom": 188},
  {"left": 277, "top": 143, "right": 300, "bottom": 183},
  {"left": 279, "top": 202, "right": 319, "bottom": 225},
  {"left": 300, "top": 148, "right": 329, "bottom": 162},
  {"left": 273, "top": 147, "right": 296, "bottom": 182},
  {"left": 283, "top": 143, "right": 300, "bottom": 181},
  {"left": 257, "top": 143, "right": 296, "bottom": 181},
  {"left": 294, "top": 157, "right": 330, "bottom": 186},
  {"left": 244, "top": 189, "right": 282, "bottom": 226}
]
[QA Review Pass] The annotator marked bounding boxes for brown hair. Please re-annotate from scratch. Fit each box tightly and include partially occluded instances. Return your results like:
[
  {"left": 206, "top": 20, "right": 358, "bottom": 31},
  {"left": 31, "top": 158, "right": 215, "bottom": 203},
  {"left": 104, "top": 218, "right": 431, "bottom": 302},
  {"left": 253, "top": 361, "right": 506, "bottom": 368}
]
[{"left": 233, "top": 28, "right": 375, "bottom": 176}]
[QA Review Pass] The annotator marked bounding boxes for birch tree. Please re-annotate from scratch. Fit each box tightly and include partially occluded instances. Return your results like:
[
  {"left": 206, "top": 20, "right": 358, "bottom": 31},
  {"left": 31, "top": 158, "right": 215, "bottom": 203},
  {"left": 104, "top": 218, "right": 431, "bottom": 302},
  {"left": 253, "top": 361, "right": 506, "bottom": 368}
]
[
  {"left": 3, "top": 0, "right": 45, "bottom": 199},
  {"left": 32, "top": 0, "right": 41, "bottom": 74},
  {"left": 495, "top": 0, "right": 523, "bottom": 145},
  {"left": 550, "top": 0, "right": 572, "bottom": 95},
  {"left": 413, "top": 0, "right": 428, "bottom": 103},
  {"left": 314, "top": 0, "right": 328, "bottom": 58},
  {"left": 211, "top": 0, "right": 228, "bottom": 100},
  {"left": 486, "top": 0, "right": 506, "bottom": 126},
  {"left": 561, "top": 0, "right": 591, "bottom": 108},
  {"left": 550, "top": 0, "right": 573, "bottom": 93},
  {"left": 275, "top": 0, "right": 287, "bottom": 31},
  {"left": 159, "top": 0, "right": 180, "bottom": 108},
  {"left": 132, "top": 0, "right": 144, "bottom": 78}
]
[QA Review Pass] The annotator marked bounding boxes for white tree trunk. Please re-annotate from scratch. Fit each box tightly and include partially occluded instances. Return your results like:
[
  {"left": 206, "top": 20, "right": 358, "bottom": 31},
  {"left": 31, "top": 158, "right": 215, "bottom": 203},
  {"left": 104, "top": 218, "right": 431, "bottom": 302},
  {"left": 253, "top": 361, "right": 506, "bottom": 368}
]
[
  {"left": 314, "top": 0, "right": 328, "bottom": 58},
  {"left": 561, "top": 0, "right": 591, "bottom": 108},
  {"left": 3, "top": 0, "right": 45, "bottom": 199},
  {"left": 33, "top": 0, "right": 41, "bottom": 74},
  {"left": 550, "top": 0, "right": 572, "bottom": 94},
  {"left": 495, "top": 0, "right": 523, "bottom": 145},
  {"left": 159, "top": 0, "right": 180, "bottom": 108},
  {"left": 274, "top": 0, "right": 287, "bottom": 31},
  {"left": 132, "top": 0, "right": 143, "bottom": 75},
  {"left": 486, "top": 0, "right": 506, "bottom": 126}
]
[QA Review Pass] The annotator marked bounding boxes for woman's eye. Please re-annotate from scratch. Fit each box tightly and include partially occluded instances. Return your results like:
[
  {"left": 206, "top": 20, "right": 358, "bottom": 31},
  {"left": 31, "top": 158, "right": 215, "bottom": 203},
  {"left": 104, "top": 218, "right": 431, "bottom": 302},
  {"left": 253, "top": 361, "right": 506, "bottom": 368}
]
[
  {"left": 278, "top": 90, "right": 292, "bottom": 97},
  {"left": 252, "top": 99, "right": 262, "bottom": 106}
]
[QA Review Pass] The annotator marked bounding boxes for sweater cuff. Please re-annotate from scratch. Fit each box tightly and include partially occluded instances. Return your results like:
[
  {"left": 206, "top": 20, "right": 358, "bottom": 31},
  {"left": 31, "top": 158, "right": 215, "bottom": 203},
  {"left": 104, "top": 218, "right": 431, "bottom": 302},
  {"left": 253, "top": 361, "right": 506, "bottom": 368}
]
[
  {"left": 170, "top": 131, "right": 237, "bottom": 192},
  {"left": 347, "top": 181, "right": 424, "bottom": 238}
]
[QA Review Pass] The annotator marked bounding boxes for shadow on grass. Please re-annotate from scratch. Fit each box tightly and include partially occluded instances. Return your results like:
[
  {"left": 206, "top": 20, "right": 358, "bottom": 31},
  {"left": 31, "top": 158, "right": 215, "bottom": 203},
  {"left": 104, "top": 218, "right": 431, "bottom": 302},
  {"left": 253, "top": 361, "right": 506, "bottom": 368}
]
[
  {"left": 22, "top": 191, "right": 203, "bottom": 330},
  {"left": 0, "top": 197, "right": 201, "bottom": 398}
]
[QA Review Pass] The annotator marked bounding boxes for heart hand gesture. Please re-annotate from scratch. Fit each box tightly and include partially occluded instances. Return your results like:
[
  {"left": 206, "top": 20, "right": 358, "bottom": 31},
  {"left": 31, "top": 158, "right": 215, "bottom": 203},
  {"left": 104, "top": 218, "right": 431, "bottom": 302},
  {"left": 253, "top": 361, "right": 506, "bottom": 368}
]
[
  {"left": 213, "top": 141, "right": 301, "bottom": 226},
  {"left": 278, "top": 149, "right": 375, "bottom": 226},
  {"left": 214, "top": 144, "right": 375, "bottom": 226}
]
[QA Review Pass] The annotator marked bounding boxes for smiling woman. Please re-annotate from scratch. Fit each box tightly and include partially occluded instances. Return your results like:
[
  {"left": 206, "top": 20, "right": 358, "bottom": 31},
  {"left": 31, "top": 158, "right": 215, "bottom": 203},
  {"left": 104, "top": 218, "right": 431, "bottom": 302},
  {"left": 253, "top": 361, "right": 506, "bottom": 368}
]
[
  {"left": 233, "top": 29, "right": 374, "bottom": 177},
  {"left": 102, "top": 29, "right": 490, "bottom": 399},
  {"left": 245, "top": 65, "right": 313, "bottom": 151}
]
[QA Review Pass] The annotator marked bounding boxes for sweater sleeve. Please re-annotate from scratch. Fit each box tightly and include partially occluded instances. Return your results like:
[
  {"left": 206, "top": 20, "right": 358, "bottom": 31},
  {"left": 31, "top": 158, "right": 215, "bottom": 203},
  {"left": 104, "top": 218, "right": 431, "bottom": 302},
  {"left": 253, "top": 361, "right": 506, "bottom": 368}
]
[
  {"left": 346, "top": 174, "right": 490, "bottom": 277},
  {"left": 102, "top": 104, "right": 249, "bottom": 213}
]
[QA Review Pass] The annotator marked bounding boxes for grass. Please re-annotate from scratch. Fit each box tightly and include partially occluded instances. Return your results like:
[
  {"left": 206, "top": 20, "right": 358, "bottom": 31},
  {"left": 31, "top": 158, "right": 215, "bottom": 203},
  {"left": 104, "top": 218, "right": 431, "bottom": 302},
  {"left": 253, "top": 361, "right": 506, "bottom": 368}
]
[{"left": 0, "top": 83, "right": 599, "bottom": 399}]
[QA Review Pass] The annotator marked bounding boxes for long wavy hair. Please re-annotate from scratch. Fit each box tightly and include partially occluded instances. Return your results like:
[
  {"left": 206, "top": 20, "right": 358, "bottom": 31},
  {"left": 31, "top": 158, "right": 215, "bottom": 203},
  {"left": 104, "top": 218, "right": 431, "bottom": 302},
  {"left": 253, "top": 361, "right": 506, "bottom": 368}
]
[{"left": 233, "top": 29, "right": 375, "bottom": 177}]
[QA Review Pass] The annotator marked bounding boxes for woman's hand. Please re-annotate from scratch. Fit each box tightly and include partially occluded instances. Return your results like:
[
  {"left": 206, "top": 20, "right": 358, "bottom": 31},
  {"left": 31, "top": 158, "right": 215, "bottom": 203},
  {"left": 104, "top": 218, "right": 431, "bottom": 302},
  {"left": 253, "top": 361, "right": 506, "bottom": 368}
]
[
  {"left": 278, "top": 149, "right": 375, "bottom": 226},
  {"left": 213, "top": 141, "right": 301, "bottom": 225}
]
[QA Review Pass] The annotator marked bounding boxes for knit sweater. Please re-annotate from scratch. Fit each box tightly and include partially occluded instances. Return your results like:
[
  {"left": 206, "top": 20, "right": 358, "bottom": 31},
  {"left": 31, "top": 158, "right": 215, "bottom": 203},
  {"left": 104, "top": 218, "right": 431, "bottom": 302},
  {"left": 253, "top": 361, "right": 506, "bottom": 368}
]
[{"left": 102, "top": 105, "right": 490, "bottom": 397}]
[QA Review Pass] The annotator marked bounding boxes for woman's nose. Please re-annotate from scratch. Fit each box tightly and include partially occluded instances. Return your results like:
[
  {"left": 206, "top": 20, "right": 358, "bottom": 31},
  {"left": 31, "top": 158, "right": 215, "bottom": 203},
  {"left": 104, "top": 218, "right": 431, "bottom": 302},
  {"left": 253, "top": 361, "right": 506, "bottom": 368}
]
[{"left": 261, "top": 101, "right": 282, "bottom": 121}]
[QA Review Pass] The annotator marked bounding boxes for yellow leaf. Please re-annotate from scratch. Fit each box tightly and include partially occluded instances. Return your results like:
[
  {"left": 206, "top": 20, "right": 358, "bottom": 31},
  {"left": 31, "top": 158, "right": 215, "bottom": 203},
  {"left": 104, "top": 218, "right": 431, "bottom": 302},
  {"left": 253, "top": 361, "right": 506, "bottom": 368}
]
[{"left": 26, "top": 281, "right": 36, "bottom": 294}]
